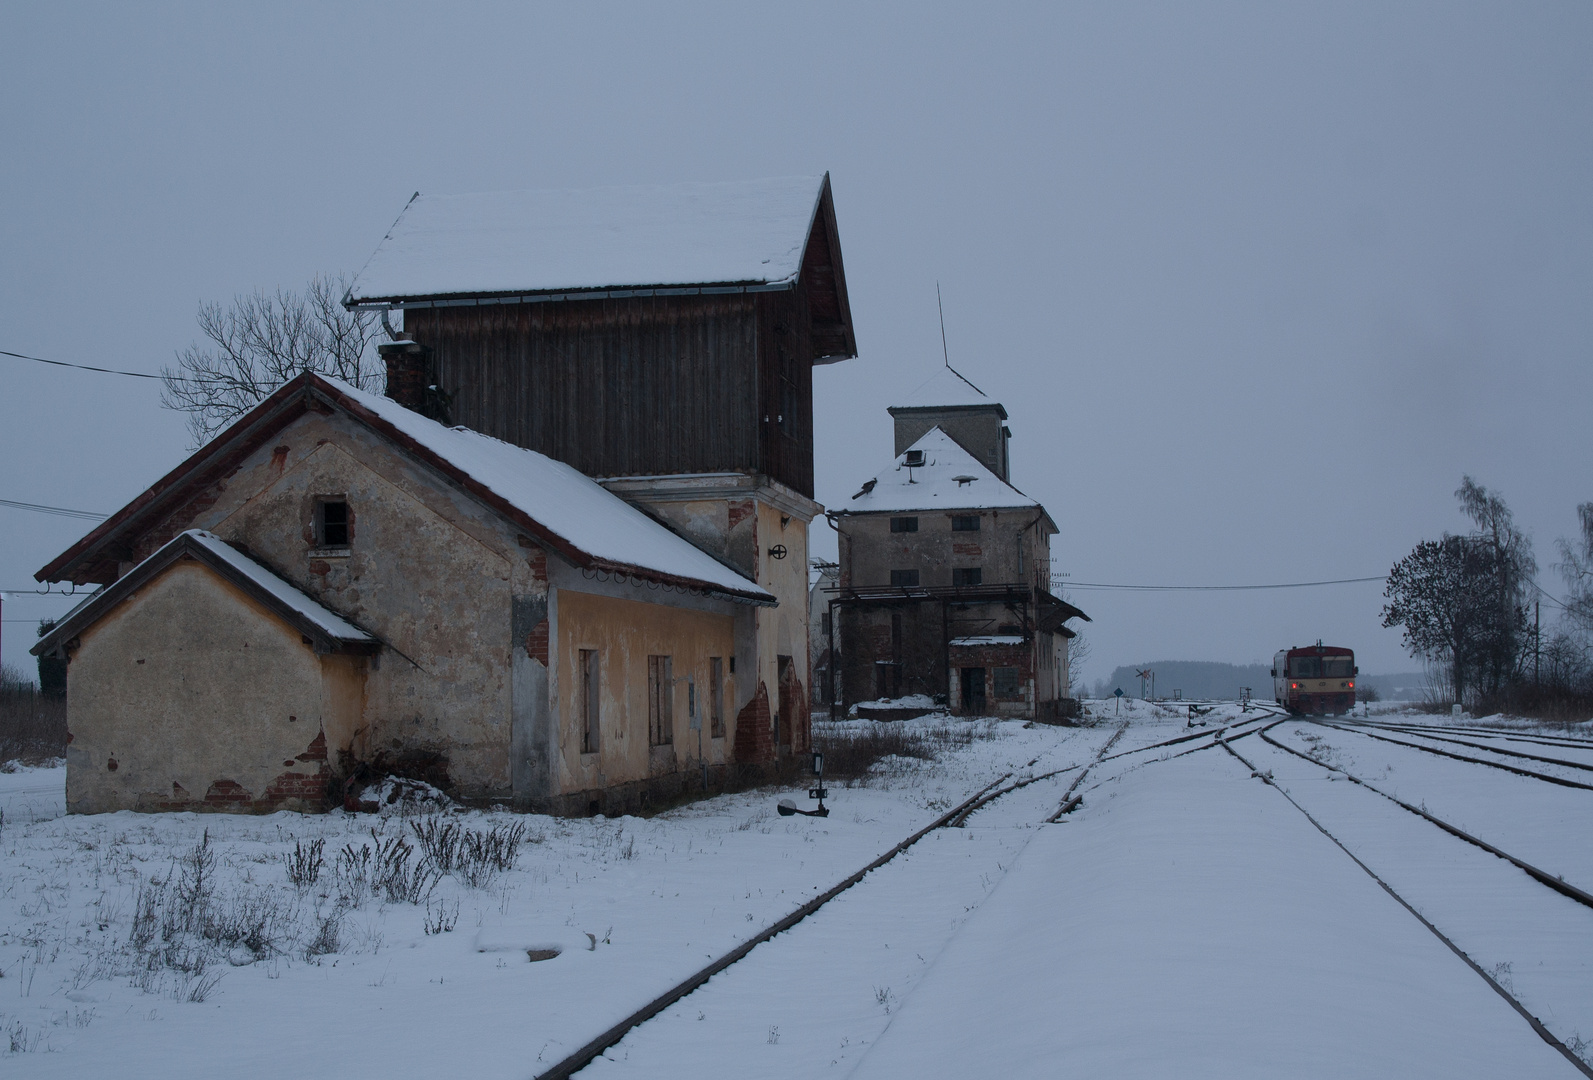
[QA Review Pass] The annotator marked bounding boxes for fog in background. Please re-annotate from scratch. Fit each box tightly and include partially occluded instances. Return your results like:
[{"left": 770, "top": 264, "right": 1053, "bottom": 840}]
[{"left": 4, "top": 2, "right": 1590, "bottom": 687}]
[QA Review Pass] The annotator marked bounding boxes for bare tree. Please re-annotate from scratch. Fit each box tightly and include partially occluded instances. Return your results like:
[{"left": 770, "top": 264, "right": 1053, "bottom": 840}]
[
  {"left": 1455, "top": 476, "right": 1536, "bottom": 693},
  {"left": 1065, "top": 631, "right": 1091, "bottom": 699},
  {"left": 161, "top": 274, "right": 383, "bottom": 447},
  {"left": 1558, "top": 502, "right": 1593, "bottom": 634}
]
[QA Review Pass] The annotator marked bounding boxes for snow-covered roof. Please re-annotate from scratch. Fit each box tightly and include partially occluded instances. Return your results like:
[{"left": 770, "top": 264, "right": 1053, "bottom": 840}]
[
  {"left": 891, "top": 367, "right": 1000, "bottom": 410},
  {"left": 33, "top": 530, "right": 377, "bottom": 659},
  {"left": 949, "top": 635, "right": 1026, "bottom": 647},
  {"left": 183, "top": 531, "right": 374, "bottom": 641},
  {"left": 346, "top": 176, "right": 828, "bottom": 305},
  {"left": 325, "top": 378, "right": 773, "bottom": 603},
  {"left": 36, "top": 373, "right": 774, "bottom": 605},
  {"left": 838, "top": 428, "right": 1040, "bottom": 515}
]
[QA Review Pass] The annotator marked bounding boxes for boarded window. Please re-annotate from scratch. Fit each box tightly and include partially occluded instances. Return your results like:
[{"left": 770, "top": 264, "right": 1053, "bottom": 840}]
[
  {"left": 890, "top": 516, "right": 919, "bottom": 533},
  {"left": 993, "top": 666, "right": 1022, "bottom": 699},
  {"left": 951, "top": 515, "right": 981, "bottom": 531},
  {"left": 710, "top": 657, "right": 725, "bottom": 738},
  {"left": 890, "top": 569, "right": 919, "bottom": 587},
  {"left": 648, "top": 655, "right": 673, "bottom": 746},
  {"left": 580, "top": 649, "right": 600, "bottom": 753},
  {"left": 316, "top": 499, "right": 349, "bottom": 547},
  {"left": 952, "top": 567, "right": 983, "bottom": 587}
]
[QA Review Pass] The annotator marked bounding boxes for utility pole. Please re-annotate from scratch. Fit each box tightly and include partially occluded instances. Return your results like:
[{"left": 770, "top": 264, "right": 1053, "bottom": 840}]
[{"left": 1535, "top": 600, "right": 1541, "bottom": 687}]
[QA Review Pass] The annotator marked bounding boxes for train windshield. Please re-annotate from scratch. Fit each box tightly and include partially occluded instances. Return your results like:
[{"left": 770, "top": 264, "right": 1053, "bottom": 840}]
[
  {"left": 1288, "top": 657, "right": 1319, "bottom": 678},
  {"left": 1322, "top": 655, "right": 1354, "bottom": 677}
]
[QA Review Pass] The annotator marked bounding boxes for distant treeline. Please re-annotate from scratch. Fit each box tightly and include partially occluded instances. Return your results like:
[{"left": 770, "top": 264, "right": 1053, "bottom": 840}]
[{"left": 1094, "top": 662, "right": 1426, "bottom": 701}]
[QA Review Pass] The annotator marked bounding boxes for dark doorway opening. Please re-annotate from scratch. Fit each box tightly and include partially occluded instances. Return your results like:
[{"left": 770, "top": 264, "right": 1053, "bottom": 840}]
[{"left": 960, "top": 667, "right": 987, "bottom": 714}]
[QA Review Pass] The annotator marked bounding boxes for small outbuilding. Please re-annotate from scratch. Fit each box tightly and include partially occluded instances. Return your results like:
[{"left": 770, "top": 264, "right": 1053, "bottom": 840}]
[{"left": 36, "top": 374, "right": 774, "bottom": 814}]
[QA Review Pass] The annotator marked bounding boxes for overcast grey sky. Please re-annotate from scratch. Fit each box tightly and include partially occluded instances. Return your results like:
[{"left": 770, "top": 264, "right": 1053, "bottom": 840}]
[{"left": 3, "top": 2, "right": 1590, "bottom": 685}]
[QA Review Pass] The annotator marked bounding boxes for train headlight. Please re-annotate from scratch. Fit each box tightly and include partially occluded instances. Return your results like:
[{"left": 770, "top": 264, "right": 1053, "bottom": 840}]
[{"left": 1348, "top": 681, "right": 1354, "bottom": 689}]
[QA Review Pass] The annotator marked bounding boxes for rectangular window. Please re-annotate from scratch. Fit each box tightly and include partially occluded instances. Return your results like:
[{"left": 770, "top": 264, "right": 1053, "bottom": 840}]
[
  {"left": 648, "top": 655, "right": 673, "bottom": 746},
  {"left": 821, "top": 611, "right": 832, "bottom": 637},
  {"left": 580, "top": 649, "right": 600, "bottom": 753},
  {"left": 710, "top": 657, "right": 725, "bottom": 738},
  {"left": 951, "top": 515, "right": 981, "bottom": 531},
  {"left": 890, "top": 569, "right": 919, "bottom": 588},
  {"left": 952, "top": 567, "right": 983, "bottom": 587},
  {"left": 1289, "top": 657, "right": 1320, "bottom": 678},
  {"left": 316, "top": 499, "right": 350, "bottom": 548},
  {"left": 993, "top": 666, "right": 1021, "bottom": 699},
  {"left": 890, "top": 516, "right": 919, "bottom": 533}
]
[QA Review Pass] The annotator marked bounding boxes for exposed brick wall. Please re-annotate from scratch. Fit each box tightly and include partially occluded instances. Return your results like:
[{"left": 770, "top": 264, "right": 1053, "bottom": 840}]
[
  {"left": 525, "top": 618, "right": 549, "bottom": 666},
  {"left": 727, "top": 500, "right": 756, "bottom": 531},
  {"left": 734, "top": 681, "right": 773, "bottom": 764},
  {"left": 203, "top": 779, "right": 252, "bottom": 806}
]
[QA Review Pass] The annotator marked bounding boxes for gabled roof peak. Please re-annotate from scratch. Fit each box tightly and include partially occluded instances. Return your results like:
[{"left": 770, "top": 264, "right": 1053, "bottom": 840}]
[
  {"left": 36, "top": 374, "right": 774, "bottom": 606},
  {"left": 889, "top": 367, "right": 1006, "bottom": 415},
  {"left": 839, "top": 427, "right": 1043, "bottom": 517}
]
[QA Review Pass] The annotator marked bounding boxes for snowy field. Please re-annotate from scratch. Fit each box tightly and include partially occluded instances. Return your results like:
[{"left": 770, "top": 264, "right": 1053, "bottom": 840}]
[{"left": 4, "top": 701, "right": 1591, "bottom": 1078}]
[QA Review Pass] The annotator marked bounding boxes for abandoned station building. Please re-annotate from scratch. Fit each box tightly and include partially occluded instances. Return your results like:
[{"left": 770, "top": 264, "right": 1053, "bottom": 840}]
[
  {"left": 823, "top": 369, "right": 1088, "bottom": 720},
  {"left": 34, "top": 175, "right": 855, "bottom": 815}
]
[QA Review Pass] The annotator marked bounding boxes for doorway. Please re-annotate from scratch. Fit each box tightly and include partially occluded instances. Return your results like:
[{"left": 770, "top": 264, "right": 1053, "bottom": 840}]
[{"left": 960, "top": 667, "right": 986, "bottom": 714}]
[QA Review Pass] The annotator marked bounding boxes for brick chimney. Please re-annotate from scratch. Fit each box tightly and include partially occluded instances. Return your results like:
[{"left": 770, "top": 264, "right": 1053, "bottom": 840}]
[{"left": 378, "top": 338, "right": 431, "bottom": 411}]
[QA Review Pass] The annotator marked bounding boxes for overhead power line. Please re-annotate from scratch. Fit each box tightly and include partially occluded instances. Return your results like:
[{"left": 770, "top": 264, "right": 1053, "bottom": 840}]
[
  {"left": 1, "top": 347, "right": 169, "bottom": 381},
  {"left": 1055, "top": 575, "right": 1387, "bottom": 592},
  {"left": 1, "top": 497, "right": 108, "bottom": 521}
]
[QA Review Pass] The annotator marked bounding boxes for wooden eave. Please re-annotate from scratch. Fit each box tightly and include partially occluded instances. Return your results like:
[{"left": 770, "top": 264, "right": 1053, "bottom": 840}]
[
  {"left": 802, "top": 173, "right": 858, "bottom": 364},
  {"left": 31, "top": 532, "right": 381, "bottom": 660},
  {"left": 37, "top": 374, "right": 775, "bottom": 607}
]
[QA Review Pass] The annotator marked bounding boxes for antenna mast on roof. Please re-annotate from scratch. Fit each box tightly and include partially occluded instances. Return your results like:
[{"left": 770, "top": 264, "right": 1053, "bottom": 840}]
[{"left": 935, "top": 282, "right": 988, "bottom": 397}]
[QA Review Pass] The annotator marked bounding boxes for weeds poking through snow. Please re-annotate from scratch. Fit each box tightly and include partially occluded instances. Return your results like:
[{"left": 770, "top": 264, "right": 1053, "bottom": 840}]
[
  {"left": 6, "top": 1018, "right": 46, "bottom": 1054},
  {"left": 874, "top": 985, "right": 896, "bottom": 1013},
  {"left": 410, "top": 817, "right": 526, "bottom": 888},
  {"left": 424, "top": 899, "right": 459, "bottom": 935},
  {"left": 305, "top": 909, "right": 343, "bottom": 957},
  {"left": 285, "top": 838, "right": 324, "bottom": 888},
  {"left": 766, "top": 1025, "right": 780, "bottom": 1044}
]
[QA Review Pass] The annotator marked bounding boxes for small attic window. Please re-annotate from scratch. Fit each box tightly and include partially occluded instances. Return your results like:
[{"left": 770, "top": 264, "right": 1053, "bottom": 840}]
[
  {"left": 903, "top": 450, "right": 926, "bottom": 468},
  {"left": 316, "top": 499, "right": 350, "bottom": 548},
  {"left": 952, "top": 474, "right": 977, "bottom": 487}
]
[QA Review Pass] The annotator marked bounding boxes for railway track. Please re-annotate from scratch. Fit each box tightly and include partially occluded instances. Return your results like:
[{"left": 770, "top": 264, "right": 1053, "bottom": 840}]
[
  {"left": 539, "top": 714, "right": 1275, "bottom": 1079},
  {"left": 1245, "top": 722, "right": 1593, "bottom": 911},
  {"left": 1345, "top": 721, "right": 1593, "bottom": 767},
  {"left": 1221, "top": 729, "right": 1593, "bottom": 1078},
  {"left": 1311, "top": 719, "right": 1593, "bottom": 792},
  {"left": 1354, "top": 720, "right": 1593, "bottom": 751}
]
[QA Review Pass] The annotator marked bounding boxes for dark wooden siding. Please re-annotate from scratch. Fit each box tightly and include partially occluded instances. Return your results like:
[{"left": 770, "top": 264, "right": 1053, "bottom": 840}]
[
  {"left": 755, "top": 287, "right": 814, "bottom": 498},
  {"left": 407, "top": 293, "right": 815, "bottom": 497}
]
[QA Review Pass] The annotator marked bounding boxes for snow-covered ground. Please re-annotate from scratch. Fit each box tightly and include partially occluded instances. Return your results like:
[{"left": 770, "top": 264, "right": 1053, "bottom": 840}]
[{"left": 4, "top": 702, "right": 1590, "bottom": 1077}]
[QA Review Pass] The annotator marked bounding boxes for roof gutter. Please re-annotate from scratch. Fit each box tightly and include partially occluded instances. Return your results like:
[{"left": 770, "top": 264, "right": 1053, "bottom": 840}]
[{"left": 345, "top": 281, "right": 795, "bottom": 311}]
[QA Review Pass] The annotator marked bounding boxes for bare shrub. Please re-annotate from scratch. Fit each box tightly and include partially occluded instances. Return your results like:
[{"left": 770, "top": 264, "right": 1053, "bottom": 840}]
[
  {"left": 424, "top": 899, "right": 459, "bottom": 935},
  {"left": 412, "top": 817, "right": 525, "bottom": 888},
  {"left": 813, "top": 719, "right": 998, "bottom": 780},
  {"left": 0, "top": 668, "right": 67, "bottom": 765},
  {"left": 304, "top": 909, "right": 343, "bottom": 958},
  {"left": 284, "top": 838, "right": 325, "bottom": 889},
  {"left": 411, "top": 818, "right": 464, "bottom": 873}
]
